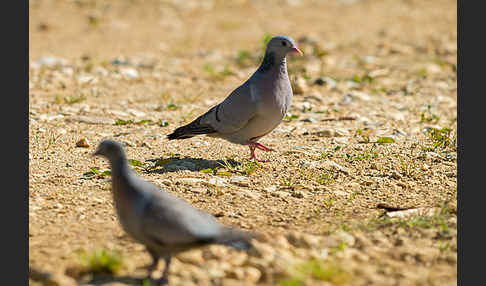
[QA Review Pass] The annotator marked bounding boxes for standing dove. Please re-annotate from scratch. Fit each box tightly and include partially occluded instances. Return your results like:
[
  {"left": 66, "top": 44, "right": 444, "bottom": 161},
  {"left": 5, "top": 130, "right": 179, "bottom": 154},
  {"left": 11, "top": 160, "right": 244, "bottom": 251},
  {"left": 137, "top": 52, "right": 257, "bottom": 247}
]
[
  {"left": 93, "top": 140, "right": 254, "bottom": 285},
  {"left": 167, "top": 35, "right": 303, "bottom": 162}
]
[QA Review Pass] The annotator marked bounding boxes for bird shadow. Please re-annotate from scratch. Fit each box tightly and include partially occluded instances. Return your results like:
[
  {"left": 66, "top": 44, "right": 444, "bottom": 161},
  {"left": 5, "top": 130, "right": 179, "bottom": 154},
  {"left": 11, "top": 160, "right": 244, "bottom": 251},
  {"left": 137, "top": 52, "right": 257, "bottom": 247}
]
[
  {"left": 29, "top": 267, "right": 147, "bottom": 286},
  {"left": 81, "top": 274, "right": 149, "bottom": 285},
  {"left": 144, "top": 156, "right": 241, "bottom": 174}
]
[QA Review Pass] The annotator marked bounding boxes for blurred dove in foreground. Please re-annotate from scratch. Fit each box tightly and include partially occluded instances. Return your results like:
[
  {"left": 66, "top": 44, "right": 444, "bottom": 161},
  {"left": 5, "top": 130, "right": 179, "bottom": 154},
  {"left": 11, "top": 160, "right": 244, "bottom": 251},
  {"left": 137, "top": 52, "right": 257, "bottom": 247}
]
[
  {"left": 167, "top": 35, "right": 303, "bottom": 162},
  {"left": 93, "top": 140, "right": 254, "bottom": 285}
]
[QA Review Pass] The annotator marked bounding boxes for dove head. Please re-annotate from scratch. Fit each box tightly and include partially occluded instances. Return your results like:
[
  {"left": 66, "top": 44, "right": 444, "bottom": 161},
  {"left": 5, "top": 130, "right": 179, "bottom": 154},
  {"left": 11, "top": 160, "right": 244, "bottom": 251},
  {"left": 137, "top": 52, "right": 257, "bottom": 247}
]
[
  {"left": 266, "top": 35, "right": 303, "bottom": 57},
  {"left": 93, "top": 140, "right": 127, "bottom": 162}
]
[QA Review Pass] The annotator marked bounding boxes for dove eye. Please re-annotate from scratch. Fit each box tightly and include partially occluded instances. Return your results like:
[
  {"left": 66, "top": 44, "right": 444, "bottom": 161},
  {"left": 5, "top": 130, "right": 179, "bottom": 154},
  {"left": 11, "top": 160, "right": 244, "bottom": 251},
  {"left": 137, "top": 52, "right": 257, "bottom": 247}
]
[{"left": 282, "top": 41, "right": 287, "bottom": 46}]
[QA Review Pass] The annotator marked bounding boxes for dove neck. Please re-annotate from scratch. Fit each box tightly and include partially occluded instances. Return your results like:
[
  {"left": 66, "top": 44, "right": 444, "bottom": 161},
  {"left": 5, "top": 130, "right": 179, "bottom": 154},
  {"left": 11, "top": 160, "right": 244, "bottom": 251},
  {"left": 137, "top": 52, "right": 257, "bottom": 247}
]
[
  {"left": 109, "top": 156, "right": 129, "bottom": 177},
  {"left": 258, "top": 52, "right": 287, "bottom": 73}
]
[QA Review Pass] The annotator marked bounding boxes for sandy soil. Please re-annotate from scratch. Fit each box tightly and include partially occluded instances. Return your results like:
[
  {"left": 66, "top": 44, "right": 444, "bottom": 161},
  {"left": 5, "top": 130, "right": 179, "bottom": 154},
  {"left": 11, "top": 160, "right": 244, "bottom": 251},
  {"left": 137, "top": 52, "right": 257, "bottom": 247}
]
[{"left": 29, "top": 0, "right": 457, "bottom": 285}]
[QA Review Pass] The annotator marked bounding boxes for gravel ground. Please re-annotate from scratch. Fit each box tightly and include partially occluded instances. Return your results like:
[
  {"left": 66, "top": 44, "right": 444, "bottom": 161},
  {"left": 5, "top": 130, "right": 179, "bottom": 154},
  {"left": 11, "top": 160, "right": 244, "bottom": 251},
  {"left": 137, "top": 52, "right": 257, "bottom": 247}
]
[{"left": 29, "top": 0, "right": 457, "bottom": 285}]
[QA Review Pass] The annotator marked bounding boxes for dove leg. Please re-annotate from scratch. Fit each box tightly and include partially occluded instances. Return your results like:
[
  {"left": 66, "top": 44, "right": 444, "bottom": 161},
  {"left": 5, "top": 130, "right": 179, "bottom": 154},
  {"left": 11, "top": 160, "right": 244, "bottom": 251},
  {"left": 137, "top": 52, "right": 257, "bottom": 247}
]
[
  {"left": 250, "top": 141, "right": 274, "bottom": 152},
  {"left": 157, "top": 256, "right": 172, "bottom": 286},
  {"left": 145, "top": 249, "right": 159, "bottom": 279},
  {"left": 247, "top": 144, "right": 266, "bottom": 162},
  {"left": 247, "top": 141, "right": 273, "bottom": 162}
]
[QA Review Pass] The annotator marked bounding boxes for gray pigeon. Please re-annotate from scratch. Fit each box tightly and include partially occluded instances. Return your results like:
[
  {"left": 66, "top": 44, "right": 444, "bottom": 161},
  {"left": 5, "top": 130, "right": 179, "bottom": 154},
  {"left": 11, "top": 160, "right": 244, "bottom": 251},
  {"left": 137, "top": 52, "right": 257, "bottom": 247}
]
[
  {"left": 167, "top": 35, "right": 303, "bottom": 162},
  {"left": 93, "top": 140, "right": 254, "bottom": 285}
]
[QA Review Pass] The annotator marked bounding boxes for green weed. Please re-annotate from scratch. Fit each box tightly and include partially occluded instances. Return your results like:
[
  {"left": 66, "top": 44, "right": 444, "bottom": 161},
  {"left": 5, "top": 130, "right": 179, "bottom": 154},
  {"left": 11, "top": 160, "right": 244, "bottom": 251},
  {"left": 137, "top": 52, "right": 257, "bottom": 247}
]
[
  {"left": 345, "top": 146, "right": 378, "bottom": 162},
  {"left": 281, "top": 259, "right": 352, "bottom": 285},
  {"left": 427, "top": 127, "right": 454, "bottom": 150},
  {"left": 76, "top": 248, "right": 123, "bottom": 275},
  {"left": 420, "top": 105, "right": 440, "bottom": 123},
  {"left": 316, "top": 170, "right": 337, "bottom": 185},
  {"left": 55, "top": 93, "right": 87, "bottom": 105},
  {"left": 324, "top": 198, "right": 336, "bottom": 209}
]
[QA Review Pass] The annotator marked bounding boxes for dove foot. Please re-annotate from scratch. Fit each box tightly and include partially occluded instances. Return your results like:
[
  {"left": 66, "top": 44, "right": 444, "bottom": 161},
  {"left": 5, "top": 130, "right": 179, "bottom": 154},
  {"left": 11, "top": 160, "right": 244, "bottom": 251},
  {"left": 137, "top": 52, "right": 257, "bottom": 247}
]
[
  {"left": 146, "top": 249, "right": 159, "bottom": 274},
  {"left": 248, "top": 141, "right": 274, "bottom": 152},
  {"left": 153, "top": 256, "right": 171, "bottom": 286},
  {"left": 247, "top": 143, "right": 269, "bottom": 162},
  {"left": 248, "top": 154, "right": 267, "bottom": 163},
  {"left": 156, "top": 277, "right": 169, "bottom": 285}
]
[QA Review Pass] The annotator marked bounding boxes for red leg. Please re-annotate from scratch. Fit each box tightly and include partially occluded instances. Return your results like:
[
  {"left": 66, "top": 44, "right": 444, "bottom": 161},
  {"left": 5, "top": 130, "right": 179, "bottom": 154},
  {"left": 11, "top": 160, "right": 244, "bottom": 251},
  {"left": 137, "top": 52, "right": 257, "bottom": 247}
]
[
  {"left": 252, "top": 142, "right": 274, "bottom": 152},
  {"left": 247, "top": 142, "right": 270, "bottom": 162}
]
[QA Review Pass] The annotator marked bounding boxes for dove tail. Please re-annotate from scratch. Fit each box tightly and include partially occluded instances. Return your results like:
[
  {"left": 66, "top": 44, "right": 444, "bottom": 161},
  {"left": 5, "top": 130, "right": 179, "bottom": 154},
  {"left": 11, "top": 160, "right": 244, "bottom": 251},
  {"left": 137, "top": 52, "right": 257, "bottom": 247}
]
[
  {"left": 215, "top": 228, "right": 254, "bottom": 251},
  {"left": 167, "top": 116, "right": 217, "bottom": 140}
]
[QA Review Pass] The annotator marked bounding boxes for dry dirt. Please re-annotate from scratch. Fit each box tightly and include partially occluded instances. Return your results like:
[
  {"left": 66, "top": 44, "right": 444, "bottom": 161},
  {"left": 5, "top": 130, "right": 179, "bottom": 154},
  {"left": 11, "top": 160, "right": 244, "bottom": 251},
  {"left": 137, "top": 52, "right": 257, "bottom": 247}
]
[{"left": 29, "top": 0, "right": 457, "bottom": 285}]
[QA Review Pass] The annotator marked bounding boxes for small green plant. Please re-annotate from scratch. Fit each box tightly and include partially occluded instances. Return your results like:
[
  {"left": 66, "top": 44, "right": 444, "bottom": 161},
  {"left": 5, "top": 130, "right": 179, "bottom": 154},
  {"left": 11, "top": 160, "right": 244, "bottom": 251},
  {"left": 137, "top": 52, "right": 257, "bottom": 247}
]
[
  {"left": 76, "top": 249, "right": 123, "bottom": 275},
  {"left": 203, "top": 63, "right": 217, "bottom": 75},
  {"left": 134, "top": 119, "right": 153, "bottom": 125},
  {"left": 282, "top": 259, "right": 352, "bottom": 285},
  {"left": 416, "top": 68, "right": 428, "bottom": 78},
  {"left": 166, "top": 103, "right": 180, "bottom": 111},
  {"left": 361, "top": 215, "right": 393, "bottom": 232},
  {"left": 159, "top": 91, "right": 173, "bottom": 102},
  {"left": 241, "top": 161, "right": 261, "bottom": 176},
  {"left": 365, "top": 202, "right": 455, "bottom": 233},
  {"left": 283, "top": 113, "right": 299, "bottom": 122},
  {"left": 55, "top": 93, "right": 87, "bottom": 105},
  {"left": 355, "top": 128, "right": 371, "bottom": 143},
  {"left": 398, "top": 143, "right": 422, "bottom": 178},
  {"left": 316, "top": 170, "right": 336, "bottom": 185},
  {"left": 427, "top": 127, "right": 454, "bottom": 149},
  {"left": 262, "top": 34, "right": 272, "bottom": 46},
  {"left": 313, "top": 46, "right": 329, "bottom": 58},
  {"left": 329, "top": 242, "right": 348, "bottom": 255},
  {"left": 68, "top": 93, "right": 87, "bottom": 104},
  {"left": 281, "top": 177, "right": 296, "bottom": 189},
  {"left": 83, "top": 167, "right": 111, "bottom": 179},
  {"left": 155, "top": 158, "right": 173, "bottom": 167},
  {"left": 438, "top": 241, "right": 451, "bottom": 253},
  {"left": 128, "top": 159, "right": 143, "bottom": 167},
  {"left": 376, "top": 137, "right": 395, "bottom": 144},
  {"left": 399, "top": 157, "right": 420, "bottom": 178},
  {"left": 54, "top": 95, "right": 64, "bottom": 104},
  {"left": 217, "top": 158, "right": 260, "bottom": 176},
  {"left": 319, "top": 150, "right": 333, "bottom": 159},
  {"left": 221, "top": 65, "right": 235, "bottom": 77},
  {"left": 236, "top": 50, "right": 252, "bottom": 67},
  {"left": 115, "top": 119, "right": 157, "bottom": 126},
  {"left": 420, "top": 105, "right": 440, "bottom": 123},
  {"left": 45, "top": 131, "right": 61, "bottom": 150},
  {"left": 350, "top": 74, "right": 373, "bottom": 84},
  {"left": 203, "top": 64, "right": 234, "bottom": 79},
  {"left": 257, "top": 33, "right": 273, "bottom": 62},
  {"left": 345, "top": 146, "right": 378, "bottom": 162},
  {"left": 324, "top": 198, "right": 336, "bottom": 209},
  {"left": 115, "top": 119, "right": 133, "bottom": 125},
  {"left": 278, "top": 279, "right": 304, "bottom": 286},
  {"left": 320, "top": 145, "right": 342, "bottom": 159},
  {"left": 88, "top": 14, "right": 101, "bottom": 27},
  {"left": 199, "top": 168, "right": 215, "bottom": 174},
  {"left": 348, "top": 191, "right": 359, "bottom": 202},
  {"left": 166, "top": 152, "right": 182, "bottom": 158},
  {"left": 398, "top": 214, "right": 443, "bottom": 229},
  {"left": 158, "top": 120, "right": 169, "bottom": 127},
  {"left": 372, "top": 87, "right": 389, "bottom": 94},
  {"left": 142, "top": 279, "right": 153, "bottom": 286}
]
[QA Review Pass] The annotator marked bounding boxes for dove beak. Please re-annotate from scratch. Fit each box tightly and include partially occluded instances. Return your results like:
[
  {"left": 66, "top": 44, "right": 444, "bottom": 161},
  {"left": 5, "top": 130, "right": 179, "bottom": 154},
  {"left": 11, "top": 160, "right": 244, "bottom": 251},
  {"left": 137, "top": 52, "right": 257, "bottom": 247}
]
[
  {"left": 92, "top": 149, "right": 101, "bottom": 157},
  {"left": 292, "top": 47, "right": 303, "bottom": 56}
]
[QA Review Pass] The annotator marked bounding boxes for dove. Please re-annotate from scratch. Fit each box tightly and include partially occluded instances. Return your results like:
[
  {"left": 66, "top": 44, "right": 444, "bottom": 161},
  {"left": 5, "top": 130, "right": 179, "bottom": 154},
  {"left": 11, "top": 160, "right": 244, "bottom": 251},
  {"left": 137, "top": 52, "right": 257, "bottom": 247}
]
[
  {"left": 167, "top": 35, "right": 303, "bottom": 162},
  {"left": 93, "top": 140, "right": 254, "bottom": 285}
]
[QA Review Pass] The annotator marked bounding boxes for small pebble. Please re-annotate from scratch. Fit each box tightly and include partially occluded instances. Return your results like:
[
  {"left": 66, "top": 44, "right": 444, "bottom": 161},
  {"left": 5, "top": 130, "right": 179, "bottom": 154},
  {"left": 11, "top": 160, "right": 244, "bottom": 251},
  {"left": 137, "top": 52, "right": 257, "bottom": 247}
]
[{"left": 76, "top": 138, "right": 90, "bottom": 148}]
